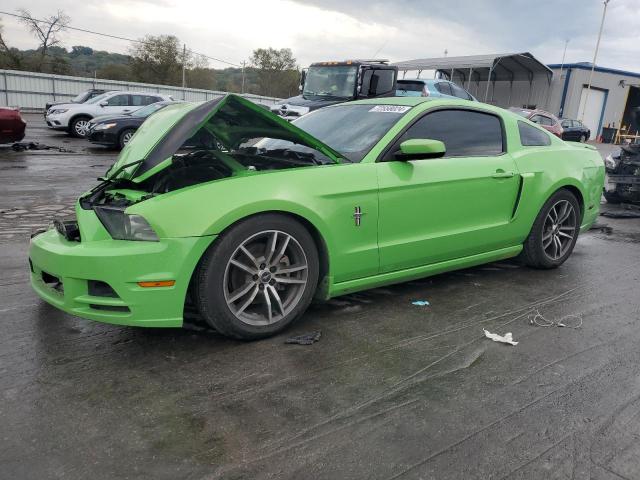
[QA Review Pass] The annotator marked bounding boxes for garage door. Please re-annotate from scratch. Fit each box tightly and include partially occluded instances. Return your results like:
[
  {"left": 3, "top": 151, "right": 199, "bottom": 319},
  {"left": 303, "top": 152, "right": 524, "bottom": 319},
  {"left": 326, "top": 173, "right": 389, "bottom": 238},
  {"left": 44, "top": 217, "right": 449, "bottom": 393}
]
[{"left": 578, "top": 87, "right": 606, "bottom": 140}]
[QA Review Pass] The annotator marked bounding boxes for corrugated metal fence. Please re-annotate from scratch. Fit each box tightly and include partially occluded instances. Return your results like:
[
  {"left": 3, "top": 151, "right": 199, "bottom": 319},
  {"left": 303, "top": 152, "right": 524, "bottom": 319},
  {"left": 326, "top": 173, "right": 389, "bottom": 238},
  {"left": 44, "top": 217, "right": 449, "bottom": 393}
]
[{"left": 0, "top": 69, "right": 281, "bottom": 111}]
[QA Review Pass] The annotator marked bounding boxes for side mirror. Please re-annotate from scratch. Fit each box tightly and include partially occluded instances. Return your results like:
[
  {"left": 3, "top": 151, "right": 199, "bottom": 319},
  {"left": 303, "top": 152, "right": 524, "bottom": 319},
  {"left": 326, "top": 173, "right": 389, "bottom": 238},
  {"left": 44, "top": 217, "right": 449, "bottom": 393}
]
[
  {"left": 395, "top": 139, "right": 446, "bottom": 161},
  {"left": 99, "top": 101, "right": 108, "bottom": 107},
  {"left": 299, "top": 68, "right": 307, "bottom": 93},
  {"left": 359, "top": 68, "right": 396, "bottom": 98}
]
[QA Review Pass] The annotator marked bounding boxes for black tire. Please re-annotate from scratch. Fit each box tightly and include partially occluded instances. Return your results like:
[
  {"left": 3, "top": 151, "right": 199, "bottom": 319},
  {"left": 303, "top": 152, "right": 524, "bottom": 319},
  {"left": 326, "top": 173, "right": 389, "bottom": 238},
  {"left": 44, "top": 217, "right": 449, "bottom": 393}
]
[
  {"left": 69, "top": 116, "right": 92, "bottom": 138},
  {"left": 580, "top": 134, "right": 587, "bottom": 143},
  {"left": 521, "top": 189, "right": 581, "bottom": 269},
  {"left": 195, "top": 214, "right": 319, "bottom": 340},
  {"left": 118, "top": 129, "right": 135, "bottom": 149},
  {"left": 603, "top": 190, "right": 622, "bottom": 204}
]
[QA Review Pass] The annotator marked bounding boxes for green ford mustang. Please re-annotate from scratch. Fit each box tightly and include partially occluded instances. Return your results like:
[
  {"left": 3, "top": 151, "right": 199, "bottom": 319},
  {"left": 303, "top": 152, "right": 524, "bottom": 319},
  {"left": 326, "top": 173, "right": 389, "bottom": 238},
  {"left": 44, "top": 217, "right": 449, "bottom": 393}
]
[{"left": 29, "top": 94, "right": 605, "bottom": 339}]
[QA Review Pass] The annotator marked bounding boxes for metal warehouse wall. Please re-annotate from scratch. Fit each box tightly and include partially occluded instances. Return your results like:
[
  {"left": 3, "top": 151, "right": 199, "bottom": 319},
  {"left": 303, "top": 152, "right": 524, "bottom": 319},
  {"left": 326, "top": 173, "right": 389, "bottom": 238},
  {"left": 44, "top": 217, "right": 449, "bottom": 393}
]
[
  {"left": 550, "top": 67, "right": 639, "bottom": 129},
  {"left": 0, "top": 69, "right": 281, "bottom": 111}
]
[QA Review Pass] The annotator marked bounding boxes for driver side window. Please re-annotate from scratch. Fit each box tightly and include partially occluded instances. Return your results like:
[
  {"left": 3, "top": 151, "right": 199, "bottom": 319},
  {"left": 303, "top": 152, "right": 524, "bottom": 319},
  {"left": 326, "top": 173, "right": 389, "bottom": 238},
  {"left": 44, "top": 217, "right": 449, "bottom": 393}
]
[{"left": 384, "top": 109, "right": 504, "bottom": 160}]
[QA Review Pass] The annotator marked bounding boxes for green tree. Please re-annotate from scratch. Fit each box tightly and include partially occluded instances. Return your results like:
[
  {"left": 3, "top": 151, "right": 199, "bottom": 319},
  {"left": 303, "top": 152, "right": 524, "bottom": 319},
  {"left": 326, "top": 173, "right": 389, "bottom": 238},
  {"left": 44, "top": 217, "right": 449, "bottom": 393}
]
[
  {"left": 97, "top": 63, "right": 132, "bottom": 81},
  {"left": 129, "top": 35, "right": 183, "bottom": 85},
  {"left": 250, "top": 47, "right": 299, "bottom": 97}
]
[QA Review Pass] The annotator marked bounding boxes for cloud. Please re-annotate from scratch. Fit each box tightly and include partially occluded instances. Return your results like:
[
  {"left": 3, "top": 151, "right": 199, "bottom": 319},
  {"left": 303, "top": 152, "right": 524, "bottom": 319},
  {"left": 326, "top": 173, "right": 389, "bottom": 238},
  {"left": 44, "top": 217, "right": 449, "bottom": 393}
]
[{"left": 1, "top": 0, "right": 639, "bottom": 71}]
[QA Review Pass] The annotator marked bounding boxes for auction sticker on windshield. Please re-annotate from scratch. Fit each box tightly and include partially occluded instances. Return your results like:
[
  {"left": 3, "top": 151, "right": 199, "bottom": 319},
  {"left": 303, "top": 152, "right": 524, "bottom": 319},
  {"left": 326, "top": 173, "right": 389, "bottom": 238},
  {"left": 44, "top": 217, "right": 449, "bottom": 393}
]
[{"left": 369, "top": 105, "right": 411, "bottom": 113}]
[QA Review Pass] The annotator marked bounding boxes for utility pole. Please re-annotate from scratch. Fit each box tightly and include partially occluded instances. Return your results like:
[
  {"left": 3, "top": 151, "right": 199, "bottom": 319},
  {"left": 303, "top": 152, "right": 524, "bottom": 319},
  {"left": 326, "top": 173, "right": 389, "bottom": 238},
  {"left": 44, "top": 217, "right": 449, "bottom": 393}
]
[
  {"left": 182, "top": 44, "right": 187, "bottom": 90},
  {"left": 558, "top": 39, "right": 569, "bottom": 78},
  {"left": 241, "top": 61, "right": 246, "bottom": 94},
  {"left": 580, "top": 0, "right": 610, "bottom": 122}
]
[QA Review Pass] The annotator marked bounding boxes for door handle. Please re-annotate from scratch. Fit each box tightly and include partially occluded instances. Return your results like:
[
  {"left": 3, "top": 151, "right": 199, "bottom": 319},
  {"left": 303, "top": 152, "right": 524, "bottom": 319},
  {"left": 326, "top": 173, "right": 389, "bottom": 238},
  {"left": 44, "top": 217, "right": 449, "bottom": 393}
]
[{"left": 491, "top": 170, "right": 515, "bottom": 179}]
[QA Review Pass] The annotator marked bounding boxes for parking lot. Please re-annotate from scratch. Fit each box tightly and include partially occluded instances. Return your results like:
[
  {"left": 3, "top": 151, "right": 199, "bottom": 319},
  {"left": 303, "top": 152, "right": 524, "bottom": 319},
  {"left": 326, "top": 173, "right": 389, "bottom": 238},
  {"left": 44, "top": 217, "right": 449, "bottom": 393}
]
[{"left": 2, "top": 114, "right": 640, "bottom": 479}]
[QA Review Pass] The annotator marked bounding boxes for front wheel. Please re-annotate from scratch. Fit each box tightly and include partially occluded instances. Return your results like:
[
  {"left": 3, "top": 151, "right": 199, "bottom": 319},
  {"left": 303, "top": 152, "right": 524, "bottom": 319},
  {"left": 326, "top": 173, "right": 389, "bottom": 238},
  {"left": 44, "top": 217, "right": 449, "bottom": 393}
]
[
  {"left": 521, "top": 190, "right": 581, "bottom": 269},
  {"left": 195, "top": 214, "right": 319, "bottom": 340},
  {"left": 118, "top": 129, "right": 135, "bottom": 149},
  {"left": 69, "top": 116, "right": 91, "bottom": 138},
  {"left": 580, "top": 134, "right": 587, "bottom": 143}
]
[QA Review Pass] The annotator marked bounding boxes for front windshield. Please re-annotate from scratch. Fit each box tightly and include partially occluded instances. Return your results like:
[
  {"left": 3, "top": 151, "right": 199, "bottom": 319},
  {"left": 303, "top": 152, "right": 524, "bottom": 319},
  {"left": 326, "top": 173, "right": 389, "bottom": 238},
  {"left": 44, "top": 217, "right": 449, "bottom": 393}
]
[
  {"left": 303, "top": 65, "right": 357, "bottom": 99},
  {"left": 85, "top": 93, "right": 111, "bottom": 105},
  {"left": 132, "top": 103, "right": 166, "bottom": 118},
  {"left": 71, "top": 91, "right": 89, "bottom": 103},
  {"left": 257, "top": 104, "right": 411, "bottom": 162}
]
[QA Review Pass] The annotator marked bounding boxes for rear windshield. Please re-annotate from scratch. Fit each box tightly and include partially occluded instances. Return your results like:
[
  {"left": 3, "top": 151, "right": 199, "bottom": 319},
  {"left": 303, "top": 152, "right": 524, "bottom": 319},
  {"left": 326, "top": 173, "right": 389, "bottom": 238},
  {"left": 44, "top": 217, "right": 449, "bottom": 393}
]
[{"left": 397, "top": 81, "right": 425, "bottom": 92}]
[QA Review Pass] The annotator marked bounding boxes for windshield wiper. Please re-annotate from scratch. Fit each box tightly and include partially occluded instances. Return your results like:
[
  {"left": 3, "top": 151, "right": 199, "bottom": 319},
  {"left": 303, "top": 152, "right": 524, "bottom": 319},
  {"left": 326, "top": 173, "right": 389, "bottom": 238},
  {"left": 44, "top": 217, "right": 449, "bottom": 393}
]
[{"left": 100, "top": 158, "right": 145, "bottom": 182}]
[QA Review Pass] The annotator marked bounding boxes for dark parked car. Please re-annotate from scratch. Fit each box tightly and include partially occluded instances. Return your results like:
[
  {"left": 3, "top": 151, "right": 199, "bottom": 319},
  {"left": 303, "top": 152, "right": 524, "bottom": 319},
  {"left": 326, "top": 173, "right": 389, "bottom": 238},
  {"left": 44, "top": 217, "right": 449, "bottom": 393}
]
[
  {"left": 44, "top": 89, "right": 108, "bottom": 118},
  {"left": 88, "top": 101, "right": 182, "bottom": 149},
  {"left": 560, "top": 118, "right": 590, "bottom": 142},
  {"left": 0, "top": 107, "right": 26, "bottom": 143},
  {"left": 604, "top": 145, "right": 640, "bottom": 204},
  {"left": 509, "top": 108, "right": 563, "bottom": 138}
]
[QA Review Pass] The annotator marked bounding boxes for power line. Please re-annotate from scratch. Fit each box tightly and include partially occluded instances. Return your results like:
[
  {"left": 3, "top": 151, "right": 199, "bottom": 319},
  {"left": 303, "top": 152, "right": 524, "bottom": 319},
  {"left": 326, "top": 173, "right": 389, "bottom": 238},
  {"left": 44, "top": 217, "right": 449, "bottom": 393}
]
[{"left": 0, "top": 10, "right": 241, "bottom": 67}]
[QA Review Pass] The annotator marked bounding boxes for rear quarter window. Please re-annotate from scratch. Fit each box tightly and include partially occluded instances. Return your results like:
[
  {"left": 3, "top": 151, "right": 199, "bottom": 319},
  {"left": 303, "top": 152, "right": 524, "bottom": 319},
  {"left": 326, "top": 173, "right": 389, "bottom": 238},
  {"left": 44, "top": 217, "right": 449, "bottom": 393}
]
[{"left": 518, "top": 121, "right": 551, "bottom": 146}]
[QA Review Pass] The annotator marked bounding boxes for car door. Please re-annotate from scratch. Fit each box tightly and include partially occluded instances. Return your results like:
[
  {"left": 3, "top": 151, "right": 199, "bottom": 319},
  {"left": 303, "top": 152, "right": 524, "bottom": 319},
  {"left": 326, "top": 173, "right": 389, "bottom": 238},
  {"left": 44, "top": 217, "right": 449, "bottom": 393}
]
[
  {"left": 101, "top": 94, "right": 132, "bottom": 115},
  {"left": 376, "top": 107, "right": 521, "bottom": 273}
]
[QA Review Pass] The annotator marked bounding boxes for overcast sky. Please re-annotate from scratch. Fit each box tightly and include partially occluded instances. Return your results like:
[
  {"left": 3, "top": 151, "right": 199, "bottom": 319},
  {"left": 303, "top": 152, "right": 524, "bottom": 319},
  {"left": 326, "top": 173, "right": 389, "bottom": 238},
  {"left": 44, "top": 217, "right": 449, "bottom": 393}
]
[{"left": 1, "top": 0, "right": 639, "bottom": 71}]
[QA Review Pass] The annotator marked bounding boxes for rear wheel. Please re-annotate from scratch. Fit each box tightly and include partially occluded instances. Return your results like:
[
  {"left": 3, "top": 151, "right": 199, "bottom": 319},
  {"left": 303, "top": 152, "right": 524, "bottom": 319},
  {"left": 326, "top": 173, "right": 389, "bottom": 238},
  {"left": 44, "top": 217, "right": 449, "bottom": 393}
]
[
  {"left": 522, "top": 190, "right": 581, "bottom": 269},
  {"left": 118, "top": 129, "right": 135, "bottom": 149},
  {"left": 195, "top": 214, "right": 319, "bottom": 340},
  {"left": 69, "top": 116, "right": 91, "bottom": 138}
]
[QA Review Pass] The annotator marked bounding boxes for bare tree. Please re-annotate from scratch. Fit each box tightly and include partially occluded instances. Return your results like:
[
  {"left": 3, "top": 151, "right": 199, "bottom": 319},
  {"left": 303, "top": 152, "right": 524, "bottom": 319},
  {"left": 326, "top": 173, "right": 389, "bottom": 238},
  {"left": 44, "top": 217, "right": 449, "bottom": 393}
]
[
  {"left": 0, "top": 20, "right": 23, "bottom": 69},
  {"left": 17, "top": 9, "right": 70, "bottom": 72}
]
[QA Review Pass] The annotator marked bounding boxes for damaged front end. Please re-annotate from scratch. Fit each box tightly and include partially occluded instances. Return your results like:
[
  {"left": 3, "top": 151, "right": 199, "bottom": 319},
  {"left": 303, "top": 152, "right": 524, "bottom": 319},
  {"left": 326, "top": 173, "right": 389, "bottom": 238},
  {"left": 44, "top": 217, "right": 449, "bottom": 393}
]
[
  {"left": 80, "top": 94, "right": 344, "bottom": 219},
  {"left": 604, "top": 144, "right": 640, "bottom": 204},
  {"left": 29, "top": 94, "right": 345, "bottom": 327}
]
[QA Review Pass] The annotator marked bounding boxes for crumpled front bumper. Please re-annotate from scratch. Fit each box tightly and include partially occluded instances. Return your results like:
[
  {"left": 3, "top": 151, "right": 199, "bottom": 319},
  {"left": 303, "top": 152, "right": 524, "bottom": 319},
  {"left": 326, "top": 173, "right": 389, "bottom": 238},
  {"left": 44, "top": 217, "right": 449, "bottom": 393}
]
[{"left": 29, "top": 229, "right": 215, "bottom": 327}]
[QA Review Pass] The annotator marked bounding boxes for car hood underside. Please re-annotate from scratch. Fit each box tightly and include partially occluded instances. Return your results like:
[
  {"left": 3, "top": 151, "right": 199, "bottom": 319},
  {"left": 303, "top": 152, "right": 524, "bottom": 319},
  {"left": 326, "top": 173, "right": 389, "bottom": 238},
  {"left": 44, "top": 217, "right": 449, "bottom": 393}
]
[{"left": 107, "top": 94, "right": 344, "bottom": 183}]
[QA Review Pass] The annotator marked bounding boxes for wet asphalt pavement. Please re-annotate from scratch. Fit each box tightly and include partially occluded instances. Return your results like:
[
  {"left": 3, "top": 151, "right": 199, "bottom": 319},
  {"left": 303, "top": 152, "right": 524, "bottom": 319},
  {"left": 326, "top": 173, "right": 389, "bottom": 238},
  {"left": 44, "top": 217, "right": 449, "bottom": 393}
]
[{"left": 2, "top": 115, "right": 640, "bottom": 479}]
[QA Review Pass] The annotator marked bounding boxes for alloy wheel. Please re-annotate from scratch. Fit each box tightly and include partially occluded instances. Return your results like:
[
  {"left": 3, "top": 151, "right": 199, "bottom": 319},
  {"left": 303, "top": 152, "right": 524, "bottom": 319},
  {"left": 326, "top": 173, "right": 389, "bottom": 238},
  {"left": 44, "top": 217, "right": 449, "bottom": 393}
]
[
  {"left": 223, "top": 230, "right": 309, "bottom": 326},
  {"left": 122, "top": 131, "right": 133, "bottom": 145},
  {"left": 74, "top": 119, "right": 91, "bottom": 137},
  {"left": 542, "top": 199, "right": 577, "bottom": 260}
]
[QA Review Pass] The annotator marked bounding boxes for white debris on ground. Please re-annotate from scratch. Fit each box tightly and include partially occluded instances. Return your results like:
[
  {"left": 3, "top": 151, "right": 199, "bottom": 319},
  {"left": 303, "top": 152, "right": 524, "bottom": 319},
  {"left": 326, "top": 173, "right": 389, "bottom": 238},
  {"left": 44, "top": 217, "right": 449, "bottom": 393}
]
[{"left": 483, "top": 329, "right": 518, "bottom": 346}]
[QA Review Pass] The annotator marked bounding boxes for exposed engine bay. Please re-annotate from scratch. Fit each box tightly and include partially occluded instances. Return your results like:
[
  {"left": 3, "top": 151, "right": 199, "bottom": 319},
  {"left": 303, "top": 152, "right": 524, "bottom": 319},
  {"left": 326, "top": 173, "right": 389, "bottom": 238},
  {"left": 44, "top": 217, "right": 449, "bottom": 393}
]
[{"left": 81, "top": 144, "right": 332, "bottom": 210}]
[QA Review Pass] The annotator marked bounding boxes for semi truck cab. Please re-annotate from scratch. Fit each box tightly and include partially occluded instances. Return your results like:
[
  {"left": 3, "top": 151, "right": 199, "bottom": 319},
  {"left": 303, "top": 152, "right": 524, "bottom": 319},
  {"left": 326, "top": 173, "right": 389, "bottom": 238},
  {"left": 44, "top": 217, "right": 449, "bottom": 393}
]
[{"left": 270, "top": 60, "right": 398, "bottom": 119}]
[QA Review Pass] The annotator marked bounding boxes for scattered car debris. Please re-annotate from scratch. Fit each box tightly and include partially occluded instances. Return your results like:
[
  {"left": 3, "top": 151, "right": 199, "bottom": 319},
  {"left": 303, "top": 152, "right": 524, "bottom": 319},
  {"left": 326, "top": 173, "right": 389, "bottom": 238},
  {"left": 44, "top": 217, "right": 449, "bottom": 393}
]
[
  {"left": 589, "top": 222, "right": 613, "bottom": 234},
  {"left": 11, "top": 142, "right": 74, "bottom": 153},
  {"left": 285, "top": 331, "right": 321, "bottom": 345},
  {"left": 527, "top": 309, "right": 583, "bottom": 328},
  {"left": 483, "top": 329, "right": 518, "bottom": 346},
  {"left": 600, "top": 208, "right": 640, "bottom": 219},
  {"left": 412, "top": 300, "right": 430, "bottom": 306}
]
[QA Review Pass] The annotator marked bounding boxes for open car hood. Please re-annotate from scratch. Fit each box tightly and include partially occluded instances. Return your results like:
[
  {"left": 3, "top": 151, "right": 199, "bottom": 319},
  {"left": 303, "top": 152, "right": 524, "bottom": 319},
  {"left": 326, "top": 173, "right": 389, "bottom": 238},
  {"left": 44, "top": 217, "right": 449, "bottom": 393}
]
[{"left": 106, "top": 94, "right": 344, "bottom": 182}]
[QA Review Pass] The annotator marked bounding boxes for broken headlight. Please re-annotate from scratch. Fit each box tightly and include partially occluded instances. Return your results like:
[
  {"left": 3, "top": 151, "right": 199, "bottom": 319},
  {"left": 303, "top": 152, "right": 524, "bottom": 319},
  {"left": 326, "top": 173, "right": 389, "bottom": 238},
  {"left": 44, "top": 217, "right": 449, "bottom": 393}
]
[
  {"left": 605, "top": 152, "right": 620, "bottom": 171},
  {"left": 94, "top": 207, "right": 159, "bottom": 241}
]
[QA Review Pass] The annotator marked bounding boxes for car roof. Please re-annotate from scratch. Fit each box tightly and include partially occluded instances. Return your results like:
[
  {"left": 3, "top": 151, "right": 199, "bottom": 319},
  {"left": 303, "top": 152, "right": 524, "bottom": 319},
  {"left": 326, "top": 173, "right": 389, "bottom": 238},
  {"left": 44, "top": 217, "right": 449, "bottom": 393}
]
[{"left": 398, "top": 78, "right": 450, "bottom": 84}]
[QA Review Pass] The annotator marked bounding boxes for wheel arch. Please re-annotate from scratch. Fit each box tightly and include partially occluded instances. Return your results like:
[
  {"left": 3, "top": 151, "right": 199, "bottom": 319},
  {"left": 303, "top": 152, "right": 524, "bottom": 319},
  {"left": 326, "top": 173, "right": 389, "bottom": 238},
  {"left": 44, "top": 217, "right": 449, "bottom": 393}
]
[
  {"left": 69, "top": 112, "right": 93, "bottom": 124},
  {"left": 185, "top": 209, "right": 333, "bottom": 313}
]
